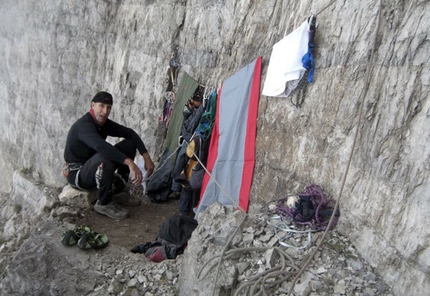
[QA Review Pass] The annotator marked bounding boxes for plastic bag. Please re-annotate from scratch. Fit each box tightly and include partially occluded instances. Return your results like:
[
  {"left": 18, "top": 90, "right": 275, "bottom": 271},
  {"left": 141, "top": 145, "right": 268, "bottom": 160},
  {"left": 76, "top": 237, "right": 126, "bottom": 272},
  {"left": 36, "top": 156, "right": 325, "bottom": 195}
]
[{"left": 136, "top": 155, "right": 148, "bottom": 194}]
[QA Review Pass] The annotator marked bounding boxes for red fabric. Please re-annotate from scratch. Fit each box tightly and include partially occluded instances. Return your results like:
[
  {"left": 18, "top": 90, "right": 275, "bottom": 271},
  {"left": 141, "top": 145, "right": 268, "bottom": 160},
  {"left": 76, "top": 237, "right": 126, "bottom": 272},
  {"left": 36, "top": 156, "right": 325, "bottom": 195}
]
[
  {"left": 197, "top": 57, "right": 262, "bottom": 214},
  {"left": 145, "top": 246, "right": 167, "bottom": 263},
  {"left": 89, "top": 108, "right": 97, "bottom": 122},
  {"left": 239, "top": 56, "right": 262, "bottom": 211}
]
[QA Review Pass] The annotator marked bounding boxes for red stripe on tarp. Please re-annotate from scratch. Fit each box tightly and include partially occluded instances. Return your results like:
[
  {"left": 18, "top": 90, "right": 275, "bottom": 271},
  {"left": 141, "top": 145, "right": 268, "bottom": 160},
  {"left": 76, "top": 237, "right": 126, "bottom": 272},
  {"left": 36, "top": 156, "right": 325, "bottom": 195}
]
[
  {"left": 238, "top": 56, "right": 262, "bottom": 211},
  {"left": 199, "top": 85, "right": 223, "bottom": 200}
]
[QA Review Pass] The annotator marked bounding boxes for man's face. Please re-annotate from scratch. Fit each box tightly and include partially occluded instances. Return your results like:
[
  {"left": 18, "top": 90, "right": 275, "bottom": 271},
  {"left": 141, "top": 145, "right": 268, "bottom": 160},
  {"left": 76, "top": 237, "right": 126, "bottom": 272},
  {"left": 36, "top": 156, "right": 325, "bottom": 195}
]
[
  {"left": 91, "top": 102, "right": 112, "bottom": 125},
  {"left": 189, "top": 98, "right": 201, "bottom": 109}
]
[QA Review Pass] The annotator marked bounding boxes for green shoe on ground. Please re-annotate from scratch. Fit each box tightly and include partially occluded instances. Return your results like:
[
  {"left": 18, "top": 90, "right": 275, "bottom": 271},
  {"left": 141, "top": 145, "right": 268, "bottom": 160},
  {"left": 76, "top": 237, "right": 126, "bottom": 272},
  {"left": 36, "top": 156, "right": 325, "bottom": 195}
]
[
  {"left": 61, "top": 230, "right": 79, "bottom": 246},
  {"left": 61, "top": 226, "right": 109, "bottom": 250}
]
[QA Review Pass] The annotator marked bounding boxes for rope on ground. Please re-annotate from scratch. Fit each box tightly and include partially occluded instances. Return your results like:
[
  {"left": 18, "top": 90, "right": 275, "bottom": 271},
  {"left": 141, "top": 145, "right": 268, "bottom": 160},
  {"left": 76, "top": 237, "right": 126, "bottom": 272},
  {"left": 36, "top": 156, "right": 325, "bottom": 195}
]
[
  {"left": 267, "top": 215, "right": 316, "bottom": 250},
  {"left": 211, "top": 214, "right": 247, "bottom": 296},
  {"left": 196, "top": 243, "right": 301, "bottom": 296},
  {"left": 287, "top": 1, "right": 383, "bottom": 294}
]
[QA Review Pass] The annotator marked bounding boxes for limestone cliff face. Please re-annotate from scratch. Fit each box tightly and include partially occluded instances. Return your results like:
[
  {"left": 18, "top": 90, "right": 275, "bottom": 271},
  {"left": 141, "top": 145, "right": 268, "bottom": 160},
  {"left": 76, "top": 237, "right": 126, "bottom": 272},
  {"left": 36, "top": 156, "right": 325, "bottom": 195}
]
[{"left": 0, "top": 0, "right": 428, "bottom": 294}]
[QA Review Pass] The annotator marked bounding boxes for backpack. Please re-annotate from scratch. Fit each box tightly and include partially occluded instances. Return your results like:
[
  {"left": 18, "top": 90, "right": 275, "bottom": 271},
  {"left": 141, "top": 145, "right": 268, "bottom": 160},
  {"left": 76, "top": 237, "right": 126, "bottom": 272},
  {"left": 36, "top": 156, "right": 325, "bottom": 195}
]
[
  {"left": 186, "top": 135, "right": 210, "bottom": 190},
  {"left": 292, "top": 194, "right": 316, "bottom": 222},
  {"left": 173, "top": 90, "right": 217, "bottom": 190},
  {"left": 156, "top": 214, "right": 198, "bottom": 251},
  {"left": 146, "top": 148, "right": 174, "bottom": 203},
  {"left": 277, "top": 184, "right": 340, "bottom": 230}
]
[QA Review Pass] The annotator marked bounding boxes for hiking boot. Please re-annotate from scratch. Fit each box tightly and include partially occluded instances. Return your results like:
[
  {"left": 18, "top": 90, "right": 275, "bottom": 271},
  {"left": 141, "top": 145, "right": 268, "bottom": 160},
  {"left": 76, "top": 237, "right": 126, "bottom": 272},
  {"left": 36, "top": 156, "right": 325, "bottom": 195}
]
[
  {"left": 94, "top": 201, "right": 129, "bottom": 220},
  {"left": 112, "top": 192, "right": 141, "bottom": 206}
]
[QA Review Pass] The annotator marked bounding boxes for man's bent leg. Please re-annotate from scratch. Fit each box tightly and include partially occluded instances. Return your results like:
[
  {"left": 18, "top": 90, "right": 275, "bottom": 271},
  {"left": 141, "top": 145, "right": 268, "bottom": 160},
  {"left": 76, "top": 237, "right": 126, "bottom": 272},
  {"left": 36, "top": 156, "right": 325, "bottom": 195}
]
[
  {"left": 78, "top": 154, "right": 118, "bottom": 205},
  {"left": 111, "top": 139, "right": 142, "bottom": 207},
  {"left": 78, "top": 154, "right": 129, "bottom": 219},
  {"left": 114, "top": 139, "right": 137, "bottom": 183}
]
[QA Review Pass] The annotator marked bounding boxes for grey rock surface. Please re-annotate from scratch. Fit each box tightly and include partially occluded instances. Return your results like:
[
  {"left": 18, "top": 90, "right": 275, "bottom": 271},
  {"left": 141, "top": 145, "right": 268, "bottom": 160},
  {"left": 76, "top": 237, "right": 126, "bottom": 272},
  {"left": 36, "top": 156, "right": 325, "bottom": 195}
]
[
  {"left": 0, "top": 0, "right": 429, "bottom": 295},
  {"left": 0, "top": 174, "right": 391, "bottom": 295}
]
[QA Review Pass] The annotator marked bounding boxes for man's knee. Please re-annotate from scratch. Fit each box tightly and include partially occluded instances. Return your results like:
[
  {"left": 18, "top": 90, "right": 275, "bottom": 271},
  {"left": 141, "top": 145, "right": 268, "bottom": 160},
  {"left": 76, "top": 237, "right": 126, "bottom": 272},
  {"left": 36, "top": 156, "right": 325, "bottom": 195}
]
[
  {"left": 100, "top": 159, "right": 118, "bottom": 176},
  {"left": 114, "top": 139, "right": 137, "bottom": 158}
]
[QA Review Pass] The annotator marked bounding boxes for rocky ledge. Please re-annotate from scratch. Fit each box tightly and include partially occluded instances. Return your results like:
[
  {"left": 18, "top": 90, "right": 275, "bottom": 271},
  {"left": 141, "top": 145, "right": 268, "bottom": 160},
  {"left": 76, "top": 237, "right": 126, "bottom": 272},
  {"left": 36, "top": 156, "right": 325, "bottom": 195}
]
[{"left": 0, "top": 186, "right": 392, "bottom": 295}]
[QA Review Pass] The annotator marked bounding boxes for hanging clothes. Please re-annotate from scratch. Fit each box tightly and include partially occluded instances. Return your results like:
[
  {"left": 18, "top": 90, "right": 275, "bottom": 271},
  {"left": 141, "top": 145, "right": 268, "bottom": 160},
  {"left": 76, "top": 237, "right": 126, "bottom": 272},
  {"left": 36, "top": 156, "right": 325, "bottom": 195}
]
[{"left": 262, "top": 20, "right": 310, "bottom": 97}]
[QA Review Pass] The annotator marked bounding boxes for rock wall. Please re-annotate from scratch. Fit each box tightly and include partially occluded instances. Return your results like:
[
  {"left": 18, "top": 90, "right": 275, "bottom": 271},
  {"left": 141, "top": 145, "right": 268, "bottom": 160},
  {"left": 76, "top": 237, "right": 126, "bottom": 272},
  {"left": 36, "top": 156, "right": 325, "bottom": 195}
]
[{"left": 0, "top": 0, "right": 428, "bottom": 295}]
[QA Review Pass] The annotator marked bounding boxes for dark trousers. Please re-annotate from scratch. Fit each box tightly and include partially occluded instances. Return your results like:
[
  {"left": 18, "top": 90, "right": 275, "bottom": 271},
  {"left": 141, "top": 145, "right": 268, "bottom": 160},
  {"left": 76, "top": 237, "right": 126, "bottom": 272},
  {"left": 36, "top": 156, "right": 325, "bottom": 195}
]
[
  {"left": 178, "top": 187, "right": 200, "bottom": 214},
  {"left": 67, "top": 139, "right": 137, "bottom": 205}
]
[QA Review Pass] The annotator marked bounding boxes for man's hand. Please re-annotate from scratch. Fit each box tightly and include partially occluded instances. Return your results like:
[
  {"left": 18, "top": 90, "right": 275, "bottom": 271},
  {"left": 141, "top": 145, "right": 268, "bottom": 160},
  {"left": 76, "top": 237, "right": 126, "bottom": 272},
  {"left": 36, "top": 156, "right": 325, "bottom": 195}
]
[
  {"left": 142, "top": 152, "right": 155, "bottom": 177},
  {"left": 124, "top": 158, "right": 143, "bottom": 186}
]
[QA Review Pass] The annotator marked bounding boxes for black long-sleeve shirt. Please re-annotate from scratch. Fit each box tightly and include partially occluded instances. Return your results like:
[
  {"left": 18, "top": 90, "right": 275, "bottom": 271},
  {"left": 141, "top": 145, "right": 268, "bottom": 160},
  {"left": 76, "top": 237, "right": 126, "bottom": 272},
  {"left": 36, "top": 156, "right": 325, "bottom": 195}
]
[{"left": 64, "top": 112, "right": 147, "bottom": 165}]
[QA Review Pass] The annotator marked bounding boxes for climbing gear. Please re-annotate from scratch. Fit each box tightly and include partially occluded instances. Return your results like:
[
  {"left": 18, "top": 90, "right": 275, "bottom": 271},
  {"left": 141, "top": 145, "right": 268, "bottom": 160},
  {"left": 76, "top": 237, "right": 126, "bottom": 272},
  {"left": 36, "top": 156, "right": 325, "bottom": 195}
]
[
  {"left": 168, "top": 52, "right": 180, "bottom": 89},
  {"left": 277, "top": 184, "right": 339, "bottom": 231},
  {"left": 159, "top": 91, "right": 176, "bottom": 129},
  {"left": 290, "top": 15, "right": 317, "bottom": 108},
  {"left": 267, "top": 215, "right": 315, "bottom": 250},
  {"left": 293, "top": 194, "right": 316, "bottom": 222},
  {"left": 195, "top": 90, "right": 217, "bottom": 140},
  {"left": 290, "top": 70, "right": 309, "bottom": 107},
  {"left": 62, "top": 163, "right": 82, "bottom": 178},
  {"left": 62, "top": 162, "right": 87, "bottom": 191},
  {"left": 173, "top": 89, "right": 217, "bottom": 191},
  {"left": 95, "top": 162, "right": 103, "bottom": 189},
  {"left": 94, "top": 201, "right": 130, "bottom": 220},
  {"left": 61, "top": 226, "right": 109, "bottom": 250}
]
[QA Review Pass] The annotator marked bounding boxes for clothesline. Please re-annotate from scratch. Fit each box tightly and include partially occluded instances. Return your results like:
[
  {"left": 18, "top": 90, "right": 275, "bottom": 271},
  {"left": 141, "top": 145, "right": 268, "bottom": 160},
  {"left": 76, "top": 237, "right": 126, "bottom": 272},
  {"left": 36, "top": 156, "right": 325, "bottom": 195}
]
[{"left": 244, "top": 0, "right": 337, "bottom": 70}]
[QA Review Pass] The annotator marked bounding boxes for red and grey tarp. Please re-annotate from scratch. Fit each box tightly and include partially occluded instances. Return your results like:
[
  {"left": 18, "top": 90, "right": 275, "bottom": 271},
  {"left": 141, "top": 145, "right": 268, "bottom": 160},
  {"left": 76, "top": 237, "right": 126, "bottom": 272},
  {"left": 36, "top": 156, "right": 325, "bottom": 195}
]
[{"left": 196, "top": 57, "right": 262, "bottom": 215}]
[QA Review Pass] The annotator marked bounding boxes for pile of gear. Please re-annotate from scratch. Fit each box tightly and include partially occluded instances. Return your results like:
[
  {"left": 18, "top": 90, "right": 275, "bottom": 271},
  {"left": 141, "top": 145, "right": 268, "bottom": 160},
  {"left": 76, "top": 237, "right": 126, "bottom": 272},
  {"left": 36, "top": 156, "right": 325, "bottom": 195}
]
[{"left": 131, "top": 214, "right": 198, "bottom": 262}]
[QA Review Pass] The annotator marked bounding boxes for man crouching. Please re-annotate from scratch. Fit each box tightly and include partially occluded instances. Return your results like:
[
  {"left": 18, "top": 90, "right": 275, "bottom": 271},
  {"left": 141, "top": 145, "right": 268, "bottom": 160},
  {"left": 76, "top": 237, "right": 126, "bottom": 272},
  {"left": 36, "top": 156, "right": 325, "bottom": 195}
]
[{"left": 63, "top": 91, "right": 154, "bottom": 220}]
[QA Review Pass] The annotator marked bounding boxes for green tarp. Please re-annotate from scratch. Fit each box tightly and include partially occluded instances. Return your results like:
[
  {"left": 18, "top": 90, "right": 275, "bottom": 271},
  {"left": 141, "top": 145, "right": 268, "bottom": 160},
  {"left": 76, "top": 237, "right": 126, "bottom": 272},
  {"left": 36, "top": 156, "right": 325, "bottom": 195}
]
[
  {"left": 164, "top": 72, "right": 199, "bottom": 154},
  {"left": 146, "top": 72, "right": 199, "bottom": 203}
]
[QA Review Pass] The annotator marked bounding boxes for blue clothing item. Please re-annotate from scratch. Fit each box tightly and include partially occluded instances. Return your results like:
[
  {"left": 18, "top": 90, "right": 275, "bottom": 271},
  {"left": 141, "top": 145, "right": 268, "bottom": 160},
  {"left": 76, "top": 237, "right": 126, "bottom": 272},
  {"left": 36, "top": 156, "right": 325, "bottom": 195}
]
[{"left": 302, "top": 43, "right": 315, "bottom": 83}]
